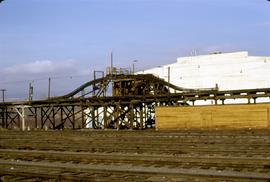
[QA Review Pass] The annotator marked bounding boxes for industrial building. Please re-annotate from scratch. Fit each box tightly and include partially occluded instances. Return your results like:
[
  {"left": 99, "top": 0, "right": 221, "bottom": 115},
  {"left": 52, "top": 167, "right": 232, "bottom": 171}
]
[
  {"left": 140, "top": 51, "right": 270, "bottom": 105},
  {"left": 141, "top": 51, "right": 270, "bottom": 91}
]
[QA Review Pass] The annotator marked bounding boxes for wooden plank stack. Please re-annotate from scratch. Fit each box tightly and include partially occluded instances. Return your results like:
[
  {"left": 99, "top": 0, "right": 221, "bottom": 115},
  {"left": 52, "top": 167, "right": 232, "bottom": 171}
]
[{"left": 156, "top": 103, "right": 270, "bottom": 130}]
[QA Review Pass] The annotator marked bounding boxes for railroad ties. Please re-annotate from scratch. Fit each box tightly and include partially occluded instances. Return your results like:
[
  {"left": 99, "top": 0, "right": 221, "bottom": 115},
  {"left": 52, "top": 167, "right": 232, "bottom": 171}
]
[{"left": 0, "top": 130, "right": 270, "bottom": 181}]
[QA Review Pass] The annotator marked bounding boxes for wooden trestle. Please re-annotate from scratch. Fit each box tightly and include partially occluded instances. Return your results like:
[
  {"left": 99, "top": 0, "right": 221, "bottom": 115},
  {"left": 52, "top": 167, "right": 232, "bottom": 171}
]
[{"left": 0, "top": 74, "right": 270, "bottom": 130}]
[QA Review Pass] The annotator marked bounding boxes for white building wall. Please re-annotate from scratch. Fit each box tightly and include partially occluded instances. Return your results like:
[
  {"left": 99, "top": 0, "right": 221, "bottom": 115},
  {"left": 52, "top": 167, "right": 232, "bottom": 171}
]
[{"left": 141, "top": 51, "right": 270, "bottom": 91}]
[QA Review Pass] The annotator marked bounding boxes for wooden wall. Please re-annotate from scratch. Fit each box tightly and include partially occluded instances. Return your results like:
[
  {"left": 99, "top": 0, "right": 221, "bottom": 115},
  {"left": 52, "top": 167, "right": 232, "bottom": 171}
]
[{"left": 156, "top": 103, "right": 270, "bottom": 130}]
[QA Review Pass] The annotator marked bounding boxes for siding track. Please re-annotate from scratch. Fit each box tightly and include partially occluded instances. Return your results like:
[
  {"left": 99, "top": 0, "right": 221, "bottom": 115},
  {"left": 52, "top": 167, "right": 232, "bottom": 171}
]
[{"left": 0, "top": 130, "right": 270, "bottom": 181}]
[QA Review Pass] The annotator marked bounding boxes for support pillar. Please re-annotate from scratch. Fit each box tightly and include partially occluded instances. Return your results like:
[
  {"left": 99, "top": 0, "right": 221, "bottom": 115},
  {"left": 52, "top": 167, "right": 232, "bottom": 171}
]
[
  {"left": 254, "top": 98, "right": 257, "bottom": 104},
  {"left": 130, "top": 104, "right": 134, "bottom": 129},
  {"left": 72, "top": 106, "right": 75, "bottom": 129},
  {"left": 81, "top": 106, "right": 85, "bottom": 128},
  {"left": 114, "top": 105, "right": 119, "bottom": 130},
  {"left": 34, "top": 107, "right": 38, "bottom": 128},
  {"left": 140, "top": 106, "right": 144, "bottom": 130},
  {"left": 52, "top": 107, "right": 56, "bottom": 129},
  {"left": 60, "top": 106, "right": 64, "bottom": 129},
  {"left": 221, "top": 99, "right": 225, "bottom": 105},
  {"left": 103, "top": 106, "right": 108, "bottom": 128},
  {"left": 1, "top": 107, "right": 5, "bottom": 128},
  {"left": 91, "top": 107, "right": 96, "bottom": 129},
  {"left": 15, "top": 106, "right": 29, "bottom": 131}
]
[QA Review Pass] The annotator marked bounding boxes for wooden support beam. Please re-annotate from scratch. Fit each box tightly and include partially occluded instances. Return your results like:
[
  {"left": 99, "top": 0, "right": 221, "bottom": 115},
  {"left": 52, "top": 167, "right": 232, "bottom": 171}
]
[
  {"left": 130, "top": 104, "right": 134, "bottom": 129},
  {"left": 60, "top": 106, "right": 64, "bottom": 129},
  {"left": 103, "top": 106, "right": 108, "bottom": 128},
  {"left": 140, "top": 106, "right": 144, "bottom": 130},
  {"left": 14, "top": 106, "right": 29, "bottom": 131},
  {"left": 81, "top": 106, "right": 85, "bottom": 128},
  {"left": 91, "top": 107, "right": 96, "bottom": 129},
  {"left": 114, "top": 105, "right": 119, "bottom": 130},
  {"left": 72, "top": 106, "right": 75, "bottom": 129}
]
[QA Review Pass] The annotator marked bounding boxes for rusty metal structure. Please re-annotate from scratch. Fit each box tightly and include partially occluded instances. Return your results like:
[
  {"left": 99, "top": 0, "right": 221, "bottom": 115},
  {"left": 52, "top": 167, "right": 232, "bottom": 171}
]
[{"left": 1, "top": 70, "right": 270, "bottom": 130}]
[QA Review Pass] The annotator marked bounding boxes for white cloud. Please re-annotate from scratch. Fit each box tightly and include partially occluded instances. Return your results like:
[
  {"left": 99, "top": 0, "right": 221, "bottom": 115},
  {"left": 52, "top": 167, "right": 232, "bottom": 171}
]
[
  {"left": 3, "top": 60, "right": 76, "bottom": 74},
  {"left": 0, "top": 60, "right": 93, "bottom": 100}
]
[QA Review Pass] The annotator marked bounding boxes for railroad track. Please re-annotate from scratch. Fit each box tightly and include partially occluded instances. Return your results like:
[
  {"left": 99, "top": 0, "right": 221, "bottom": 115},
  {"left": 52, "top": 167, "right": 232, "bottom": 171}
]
[{"left": 0, "top": 130, "right": 270, "bottom": 181}]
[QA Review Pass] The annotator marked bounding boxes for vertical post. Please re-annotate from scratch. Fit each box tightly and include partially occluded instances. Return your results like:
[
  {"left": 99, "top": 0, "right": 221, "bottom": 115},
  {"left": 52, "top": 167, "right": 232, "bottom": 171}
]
[
  {"left": 15, "top": 107, "right": 26, "bottom": 131},
  {"left": 221, "top": 99, "right": 225, "bottom": 105},
  {"left": 167, "top": 66, "right": 170, "bottom": 83},
  {"left": 72, "top": 106, "right": 75, "bottom": 129},
  {"left": 48, "top": 77, "right": 51, "bottom": 99},
  {"left": 111, "top": 52, "right": 113, "bottom": 76},
  {"left": 91, "top": 107, "right": 96, "bottom": 129},
  {"left": 52, "top": 107, "right": 55, "bottom": 129},
  {"left": 103, "top": 106, "right": 108, "bottom": 128},
  {"left": 130, "top": 104, "right": 134, "bottom": 129},
  {"left": 29, "top": 82, "right": 33, "bottom": 101},
  {"left": 81, "top": 106, "right": 85, "bottom": 128},
  {"left": 60, "top": 106, "right": 64, "bottom": 129},
  {"left": 114, "top": 105, "right": 119, "bottom": 130},
  {"left": 0, "top": 108, "right": 2, "bottom": 128},
  {"left": 41, "top": 107, "right": 44, "bottom": 129},
  {"left": 93, "top": 71, "right": 96, "bottom": 96},
  {"left": 17, "top": 108, "right": 21, "bottom": 129},
  {"left": 1, "top": 107, "right": 5, "bottom": 128},
  {"left": 34, "top": 107, "right": 38, "bottom": 128},
  {"left": 22, "top": 107, "right": 25, "bottom": 131},
  {"left": 133, "top": 60, "right": 138, "bottom": 74},
  {"left": 1, "top": 89, "right": 6, "bottom": 103},
  {"left": 140, "top": 106, "right": 144, "bottom": 130},
  {"left": 4, "top": 107, "right": 7, "bottom": 128}
]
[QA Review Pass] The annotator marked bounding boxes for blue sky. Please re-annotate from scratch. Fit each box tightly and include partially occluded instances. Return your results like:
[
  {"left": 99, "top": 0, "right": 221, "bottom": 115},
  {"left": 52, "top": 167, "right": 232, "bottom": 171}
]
[{"left": 0, "top": 0, "right": 269, "bottom": 100}]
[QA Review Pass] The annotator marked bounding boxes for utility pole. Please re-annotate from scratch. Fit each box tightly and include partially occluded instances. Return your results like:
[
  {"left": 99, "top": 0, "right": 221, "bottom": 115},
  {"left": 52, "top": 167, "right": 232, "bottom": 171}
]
[
  {"left": 110, "top": 52, "right": 113, "bottom": 75},
  {"left": 29, "top": 82, "right": 34, "bottom": 101},
  {"left": 0, "top": 89, "right": 6, "bottom": 103},
  {"left": 133, "top": 60, "right": 138, "bottom": 74},
  {"left": 48, "top": 77, "right": 51, "bottom": 99}
]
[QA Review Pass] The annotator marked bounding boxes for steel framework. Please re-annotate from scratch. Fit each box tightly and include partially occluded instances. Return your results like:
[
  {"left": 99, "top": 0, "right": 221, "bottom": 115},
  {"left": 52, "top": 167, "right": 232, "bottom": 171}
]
[{"left": 1, "top": 73, "right": 270, "bottom": 130}]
